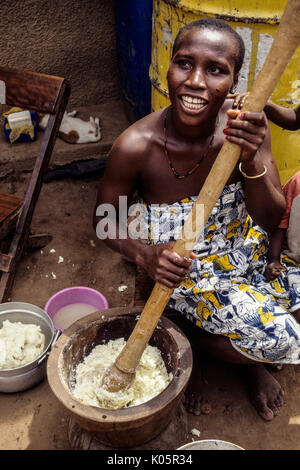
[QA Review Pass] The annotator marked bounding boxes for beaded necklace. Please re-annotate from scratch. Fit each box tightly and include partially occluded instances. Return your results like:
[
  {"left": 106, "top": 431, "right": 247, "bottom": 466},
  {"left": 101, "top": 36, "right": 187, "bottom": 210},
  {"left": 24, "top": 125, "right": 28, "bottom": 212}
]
[{"left": 163, "top": 108, "right": 218, "bottom": 179}]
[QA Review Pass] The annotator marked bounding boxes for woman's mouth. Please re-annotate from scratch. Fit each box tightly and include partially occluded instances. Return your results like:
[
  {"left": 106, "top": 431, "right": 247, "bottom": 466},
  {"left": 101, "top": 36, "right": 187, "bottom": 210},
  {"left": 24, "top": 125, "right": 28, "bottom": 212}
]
[{"left": 181, "top": 95, "right": 208, "bottom": 110}]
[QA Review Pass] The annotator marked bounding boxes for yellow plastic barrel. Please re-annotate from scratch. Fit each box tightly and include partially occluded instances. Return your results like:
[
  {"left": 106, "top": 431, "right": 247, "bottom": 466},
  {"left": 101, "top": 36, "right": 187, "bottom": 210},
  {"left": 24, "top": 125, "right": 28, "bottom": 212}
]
[{"left": 150, "top": 0, "right": 300, "bottom": 184}]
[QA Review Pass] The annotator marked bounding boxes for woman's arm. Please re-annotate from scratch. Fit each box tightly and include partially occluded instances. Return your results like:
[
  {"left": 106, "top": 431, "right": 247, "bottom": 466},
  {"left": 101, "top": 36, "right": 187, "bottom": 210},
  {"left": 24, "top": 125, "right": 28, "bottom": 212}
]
[
  {"left": 239, "top": 125, "right": 286, "bottom": 233},
  {"left": 225, "top": 109, "right": 286, "bottom": 233},
  {"left": 93, "top": 131, "right": 193, "bottom": 288}
]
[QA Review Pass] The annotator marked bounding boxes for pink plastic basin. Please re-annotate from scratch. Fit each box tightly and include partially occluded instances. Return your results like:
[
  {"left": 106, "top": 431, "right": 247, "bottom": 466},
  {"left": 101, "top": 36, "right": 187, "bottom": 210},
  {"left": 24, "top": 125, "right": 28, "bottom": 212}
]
[{"left": 44, "top": 286, "right": 109, "bottom": 331}]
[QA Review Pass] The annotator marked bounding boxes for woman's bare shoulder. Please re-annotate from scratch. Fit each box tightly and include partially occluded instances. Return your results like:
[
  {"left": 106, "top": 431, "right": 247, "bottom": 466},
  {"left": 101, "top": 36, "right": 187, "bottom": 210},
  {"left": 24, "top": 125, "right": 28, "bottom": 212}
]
[{"left": 111, "top": 108, "right": 165, "bottom": 158}]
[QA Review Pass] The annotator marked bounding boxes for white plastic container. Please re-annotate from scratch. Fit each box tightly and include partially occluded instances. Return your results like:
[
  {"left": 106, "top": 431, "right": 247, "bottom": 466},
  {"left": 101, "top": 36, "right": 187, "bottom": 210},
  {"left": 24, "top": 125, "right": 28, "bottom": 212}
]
[
  {"left": 177, "top": 439, "right": 244, "bottom": 450},
  {"left": 7, "top": 110, "right": 32, "bottom": 129}
]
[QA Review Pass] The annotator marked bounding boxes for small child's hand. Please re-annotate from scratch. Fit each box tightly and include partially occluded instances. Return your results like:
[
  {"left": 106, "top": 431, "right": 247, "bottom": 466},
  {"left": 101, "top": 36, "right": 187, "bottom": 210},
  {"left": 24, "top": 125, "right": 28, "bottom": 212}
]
[
  {"left": 227, "top": 92, "right": 249, "bottom": 110},
  {"left": 265, "top": 260, "right": 286, "bottom": 281}
]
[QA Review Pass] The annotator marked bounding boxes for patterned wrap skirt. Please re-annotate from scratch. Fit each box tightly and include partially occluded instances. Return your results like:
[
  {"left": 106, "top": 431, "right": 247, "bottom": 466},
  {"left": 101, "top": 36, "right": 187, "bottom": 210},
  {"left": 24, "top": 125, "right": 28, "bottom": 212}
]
[{"left": 139, "top": 181, "right": 300, "bottom": 364}]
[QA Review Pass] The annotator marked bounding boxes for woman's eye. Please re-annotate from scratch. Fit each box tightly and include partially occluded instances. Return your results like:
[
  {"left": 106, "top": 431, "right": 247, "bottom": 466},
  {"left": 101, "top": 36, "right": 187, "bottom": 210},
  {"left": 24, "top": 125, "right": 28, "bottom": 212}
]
[
  {"left": 209, "top": 65, "right": 222, "bottom": 73},
  {"left": 177, "top": 59, "right": 191, "bottom": 69}
]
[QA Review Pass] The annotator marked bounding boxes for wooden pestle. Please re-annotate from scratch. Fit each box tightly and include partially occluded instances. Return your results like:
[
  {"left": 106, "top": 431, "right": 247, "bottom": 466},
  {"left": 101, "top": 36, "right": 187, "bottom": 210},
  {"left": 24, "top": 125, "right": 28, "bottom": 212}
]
[{"left": 100, "top": 0, "right": 300, "bottom": 394}]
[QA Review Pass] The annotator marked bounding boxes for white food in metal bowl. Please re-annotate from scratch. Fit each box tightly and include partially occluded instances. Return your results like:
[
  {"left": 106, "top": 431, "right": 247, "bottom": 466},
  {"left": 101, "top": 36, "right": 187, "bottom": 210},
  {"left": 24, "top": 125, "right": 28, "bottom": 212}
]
[{"left": 0, "top": 320, "right": 45, "bottom": 369}]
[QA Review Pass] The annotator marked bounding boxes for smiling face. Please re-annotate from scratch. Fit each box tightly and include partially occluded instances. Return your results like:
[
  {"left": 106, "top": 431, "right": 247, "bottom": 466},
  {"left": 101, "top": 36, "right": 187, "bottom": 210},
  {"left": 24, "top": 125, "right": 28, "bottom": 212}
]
[{"left": 167, "top": 27, "right": 239, "bottom": 131}]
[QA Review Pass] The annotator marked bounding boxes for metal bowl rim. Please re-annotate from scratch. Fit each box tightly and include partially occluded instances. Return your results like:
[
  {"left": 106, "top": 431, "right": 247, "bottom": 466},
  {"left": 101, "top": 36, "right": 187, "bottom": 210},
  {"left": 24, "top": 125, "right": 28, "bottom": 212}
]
[
  {"left": 177, "top": 439, "right": 245, "bottom": 450},
  {"left": 0, "top": 301, "right": 55, "bottom": 374}
]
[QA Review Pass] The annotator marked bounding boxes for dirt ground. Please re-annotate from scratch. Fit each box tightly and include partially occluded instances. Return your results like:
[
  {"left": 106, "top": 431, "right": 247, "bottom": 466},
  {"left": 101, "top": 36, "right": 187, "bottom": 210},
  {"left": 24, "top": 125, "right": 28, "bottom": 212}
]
[{"left": 0, "top": 157, "right": 300, "bottom": 451}]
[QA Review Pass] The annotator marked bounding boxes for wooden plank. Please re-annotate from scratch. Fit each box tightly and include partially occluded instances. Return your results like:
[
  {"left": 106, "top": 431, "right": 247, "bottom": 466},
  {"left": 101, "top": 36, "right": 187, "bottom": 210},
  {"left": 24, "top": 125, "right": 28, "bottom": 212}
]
[
  {"left": 0, "top": 193, "right": 23, "bottom": 240},
  {"left": 0, "top": 253, "right": 12, "bottom": 272},
  {"left": 0, "top": 67, "right": 65, "bottom": 113},
  {"left": 0, "top": 192, "right": 23, "bottom": 224},
  {"left": 0, "top": 211, "right": 20, "bottom": 240}
]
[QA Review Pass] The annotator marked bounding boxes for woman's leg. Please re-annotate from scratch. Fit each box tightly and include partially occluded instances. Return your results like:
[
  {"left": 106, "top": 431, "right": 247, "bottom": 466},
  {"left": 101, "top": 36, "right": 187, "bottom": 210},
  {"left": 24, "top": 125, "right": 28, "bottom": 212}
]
[
  {"left": 196, "top": 332, "right": 285, "bottom": 421},
  {"left": 170, "top": 283, "right": 300, "bottom": 421},
  {"left": 292, "top": 307, "right": 300, "bottom": 323}
]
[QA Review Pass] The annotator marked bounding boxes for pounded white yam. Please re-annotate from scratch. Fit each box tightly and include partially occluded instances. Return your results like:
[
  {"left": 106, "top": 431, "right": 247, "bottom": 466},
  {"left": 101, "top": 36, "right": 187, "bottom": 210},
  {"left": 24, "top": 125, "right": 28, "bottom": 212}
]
[
  {"left": 0, "top": 320, "right": 45, "bottom": 369},
  {"left": 72, "top": 337, "right": 172, "bottom": 409},
  {"left": 191, "top": 428, "right": 201, "bottom": 437}
]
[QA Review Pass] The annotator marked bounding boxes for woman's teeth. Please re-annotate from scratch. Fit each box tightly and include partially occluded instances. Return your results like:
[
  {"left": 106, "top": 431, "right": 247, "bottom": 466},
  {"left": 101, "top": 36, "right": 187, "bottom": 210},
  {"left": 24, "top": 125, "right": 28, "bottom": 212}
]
[{"left": 181, "top": 96, "right": 207, "bottom": 109}]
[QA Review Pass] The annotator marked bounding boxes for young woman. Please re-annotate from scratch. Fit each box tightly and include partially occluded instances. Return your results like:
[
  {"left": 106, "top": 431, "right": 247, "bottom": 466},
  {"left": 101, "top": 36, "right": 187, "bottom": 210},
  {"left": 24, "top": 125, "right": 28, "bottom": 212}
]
[{"left": 94, "top": 18, "right": 300, "bottom": 421}]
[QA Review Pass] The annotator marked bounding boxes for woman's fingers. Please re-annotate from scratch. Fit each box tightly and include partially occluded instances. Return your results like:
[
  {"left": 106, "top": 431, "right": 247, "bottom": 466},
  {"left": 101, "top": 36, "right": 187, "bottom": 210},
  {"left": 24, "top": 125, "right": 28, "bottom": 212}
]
[
  {"left": 224, "top": 110, "right": 267, "bottom": 159},
  {"left": 224, "top": 124, "right": 265, "bottom": 142},
  {"left": 154, "top": 248, "right": 195, "bottom": 287},
  {"left": 161, "top": 250, "right": 192, "bottom": 276},
  {"left": 143, "top": 243, "right": 197, "bottom": 288},
  {"left": 223, "top": 131, "right": 264, "bottom": 154},
  {"left": 227, "top": 110, "right": 266, "bottom": 126},
  {"left": 166, "top": 250, "right": 193, "bottom": 268},
  {"left": 227, "top": 108, "right": 240, "bottom": 119},
  {"left": 226, "top": 116, "right": 266, "bottom": 133}
]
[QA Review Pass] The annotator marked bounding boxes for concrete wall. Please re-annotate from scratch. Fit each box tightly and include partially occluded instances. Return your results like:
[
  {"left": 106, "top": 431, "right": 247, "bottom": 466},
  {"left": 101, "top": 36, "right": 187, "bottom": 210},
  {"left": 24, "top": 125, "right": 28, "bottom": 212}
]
[{"left": 0, "top": 0, "right": 122, "bottom": 107}]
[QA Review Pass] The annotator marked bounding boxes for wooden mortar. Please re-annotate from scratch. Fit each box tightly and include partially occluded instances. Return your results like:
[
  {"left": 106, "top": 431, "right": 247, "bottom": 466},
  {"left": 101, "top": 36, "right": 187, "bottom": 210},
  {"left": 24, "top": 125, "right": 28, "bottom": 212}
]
[{"left": 46, "top": 306, "right": 192, "bottom": 448}]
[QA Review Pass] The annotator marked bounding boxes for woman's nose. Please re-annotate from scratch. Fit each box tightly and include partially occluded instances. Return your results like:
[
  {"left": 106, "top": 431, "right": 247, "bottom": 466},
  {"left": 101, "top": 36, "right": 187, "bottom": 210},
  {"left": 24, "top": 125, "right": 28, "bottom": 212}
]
[{"left": 186, "top": 68, "right": 205, "bottom": 88}]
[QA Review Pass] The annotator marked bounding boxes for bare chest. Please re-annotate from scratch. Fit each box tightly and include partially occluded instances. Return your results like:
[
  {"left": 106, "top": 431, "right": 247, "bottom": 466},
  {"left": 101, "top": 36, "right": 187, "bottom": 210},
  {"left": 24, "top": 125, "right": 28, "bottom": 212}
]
[{"left": 138, "top": 137, "right": 239, "bottom": 204}]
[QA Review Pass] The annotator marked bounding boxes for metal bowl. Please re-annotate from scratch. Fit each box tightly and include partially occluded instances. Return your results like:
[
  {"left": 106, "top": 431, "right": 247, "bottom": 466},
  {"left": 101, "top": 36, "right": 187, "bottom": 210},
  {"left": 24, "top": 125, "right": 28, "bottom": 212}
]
[
  {"left": 0, "top": 302, "right": 60, "bottom": 392},
  {"left": 178, "top": 439, "right": 244, "bottom": 450}
]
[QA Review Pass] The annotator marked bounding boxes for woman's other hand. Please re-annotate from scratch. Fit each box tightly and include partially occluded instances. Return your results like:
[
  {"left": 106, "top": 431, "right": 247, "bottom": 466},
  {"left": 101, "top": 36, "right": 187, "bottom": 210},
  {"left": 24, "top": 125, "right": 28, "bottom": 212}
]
[{"left": 138, "top": 242, "right": 196, "bottom": 288}]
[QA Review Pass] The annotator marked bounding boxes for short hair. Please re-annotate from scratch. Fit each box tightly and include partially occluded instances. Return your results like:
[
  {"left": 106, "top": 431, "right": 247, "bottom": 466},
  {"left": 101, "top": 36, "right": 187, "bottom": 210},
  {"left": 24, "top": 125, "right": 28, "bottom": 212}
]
[{"left": 172, "top": 18, "right": 245, "bottom": 75}]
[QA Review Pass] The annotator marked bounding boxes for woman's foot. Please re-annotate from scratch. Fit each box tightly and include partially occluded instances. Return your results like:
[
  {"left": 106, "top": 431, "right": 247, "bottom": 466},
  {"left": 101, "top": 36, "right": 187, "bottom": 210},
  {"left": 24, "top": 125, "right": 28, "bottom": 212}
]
[{"left": 246, "top": 363, "right": 284, "bottom": 421}]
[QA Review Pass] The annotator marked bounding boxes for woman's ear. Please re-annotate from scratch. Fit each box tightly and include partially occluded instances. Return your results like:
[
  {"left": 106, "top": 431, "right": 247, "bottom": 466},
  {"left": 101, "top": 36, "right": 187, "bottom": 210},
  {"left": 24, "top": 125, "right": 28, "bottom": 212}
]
[{"left": 230, "top": 73, "right": 239, "bottom": 94}]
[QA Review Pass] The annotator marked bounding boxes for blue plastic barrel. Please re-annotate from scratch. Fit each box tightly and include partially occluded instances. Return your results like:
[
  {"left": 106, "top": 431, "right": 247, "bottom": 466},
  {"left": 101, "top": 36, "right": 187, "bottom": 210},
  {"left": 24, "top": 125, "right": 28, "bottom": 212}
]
[{"left": 115, "top": 0, "right": 153, "bottom": 122}]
